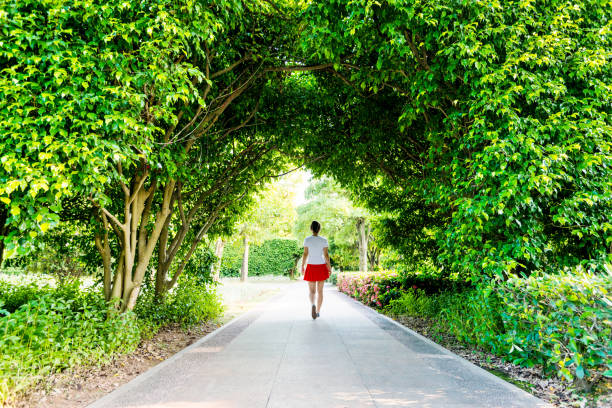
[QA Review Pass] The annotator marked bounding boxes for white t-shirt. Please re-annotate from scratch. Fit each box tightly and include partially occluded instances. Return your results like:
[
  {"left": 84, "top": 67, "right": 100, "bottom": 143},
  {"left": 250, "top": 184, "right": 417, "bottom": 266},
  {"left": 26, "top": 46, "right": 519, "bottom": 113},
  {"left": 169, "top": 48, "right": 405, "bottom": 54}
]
[{"left": 303, "top": 235, "right": 329, "bottom": 265}]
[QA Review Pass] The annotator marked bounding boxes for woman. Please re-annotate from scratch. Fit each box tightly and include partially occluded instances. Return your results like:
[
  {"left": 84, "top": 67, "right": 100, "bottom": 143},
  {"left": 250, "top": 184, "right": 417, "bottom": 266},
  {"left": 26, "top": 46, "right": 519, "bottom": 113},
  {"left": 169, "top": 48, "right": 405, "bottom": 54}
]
[{"left": 302, "top": 220, "right": 332, "bottom": 319}]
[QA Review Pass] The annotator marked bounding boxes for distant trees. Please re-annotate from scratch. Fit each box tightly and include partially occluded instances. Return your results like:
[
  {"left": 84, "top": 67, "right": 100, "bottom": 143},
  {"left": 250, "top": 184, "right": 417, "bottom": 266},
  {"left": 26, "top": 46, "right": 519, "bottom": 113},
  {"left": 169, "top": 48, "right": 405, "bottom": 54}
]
[
  {"left": 294, "top": 177, "right": 376, "bottom": 272},
  {"left": 232, "top": 172, "right": 302, "bottom": 280}
]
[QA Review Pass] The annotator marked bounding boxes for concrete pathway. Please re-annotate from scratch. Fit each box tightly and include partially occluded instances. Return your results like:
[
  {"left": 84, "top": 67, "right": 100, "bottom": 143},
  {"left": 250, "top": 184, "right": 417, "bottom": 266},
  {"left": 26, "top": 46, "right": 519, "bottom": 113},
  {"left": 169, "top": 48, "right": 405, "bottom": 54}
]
[{"left": 89, "top": 283, "right": 550, "bottom": 408}]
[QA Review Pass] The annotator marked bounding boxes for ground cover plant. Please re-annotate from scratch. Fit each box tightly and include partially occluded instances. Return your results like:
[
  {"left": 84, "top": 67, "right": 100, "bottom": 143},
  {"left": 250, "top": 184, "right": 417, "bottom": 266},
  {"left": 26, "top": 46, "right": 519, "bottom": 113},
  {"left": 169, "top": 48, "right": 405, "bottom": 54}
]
[
  {"left": 337, "top": 268, "right": 612, "bottom": 389},
  {"left": 0, "top": 283, "right": 141, "bottom": 405},
  {"left": 0, "top": 272, "right": 223, "bottom": 405}
]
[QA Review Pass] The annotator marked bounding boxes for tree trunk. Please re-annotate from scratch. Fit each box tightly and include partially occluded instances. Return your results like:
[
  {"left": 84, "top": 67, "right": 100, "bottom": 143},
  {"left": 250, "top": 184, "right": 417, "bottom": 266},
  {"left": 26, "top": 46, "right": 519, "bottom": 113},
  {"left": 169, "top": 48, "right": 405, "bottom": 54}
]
[
  {"left": 368, "top": 247, "right": 381, "bottom": 270},
  {"left": 291, "top": 256, "right": 301, "bottom": 280},
  {"left": 0, "top": 204, "right": 7, "bottom": 266},
  {"left": 154, "top": 192, "right": 231, "bottom": 300},
  {"left": 357, "top": 218, "right": 368, "bottom": 273},
  {"left": 366, "top": 225, "right": 380, "bottom": 270},
  {"left": 212, "top": 238, "right": 225, "bottom": 281},
  {"left": 94, "top": 167, "right": 175, "bottom": 312},
  {"left": 240, "top": 236, "right": 249, "bottom": 282}
]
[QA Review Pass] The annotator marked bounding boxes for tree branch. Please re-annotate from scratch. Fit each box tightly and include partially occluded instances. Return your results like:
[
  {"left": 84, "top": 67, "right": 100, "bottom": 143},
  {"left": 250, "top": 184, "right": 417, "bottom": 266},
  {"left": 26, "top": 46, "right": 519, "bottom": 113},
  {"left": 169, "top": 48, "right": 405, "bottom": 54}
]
[{"left": 211, "top": 53, "right": 252, "bottom": 79}]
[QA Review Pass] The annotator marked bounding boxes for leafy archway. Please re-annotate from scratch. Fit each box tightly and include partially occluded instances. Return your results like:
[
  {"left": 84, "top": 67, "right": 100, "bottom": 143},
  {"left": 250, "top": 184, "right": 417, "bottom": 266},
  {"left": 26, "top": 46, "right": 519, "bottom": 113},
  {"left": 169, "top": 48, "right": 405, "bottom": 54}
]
[{"left": 0, "top": 0, "right": 609, "bottom": 311}]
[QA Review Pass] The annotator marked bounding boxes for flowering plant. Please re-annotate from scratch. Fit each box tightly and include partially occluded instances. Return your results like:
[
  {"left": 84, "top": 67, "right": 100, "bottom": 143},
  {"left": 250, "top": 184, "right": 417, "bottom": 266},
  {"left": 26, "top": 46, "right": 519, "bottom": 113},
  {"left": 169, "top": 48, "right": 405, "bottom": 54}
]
[{"left": 337, "top": 271, "right": 401, "bottom": 308}]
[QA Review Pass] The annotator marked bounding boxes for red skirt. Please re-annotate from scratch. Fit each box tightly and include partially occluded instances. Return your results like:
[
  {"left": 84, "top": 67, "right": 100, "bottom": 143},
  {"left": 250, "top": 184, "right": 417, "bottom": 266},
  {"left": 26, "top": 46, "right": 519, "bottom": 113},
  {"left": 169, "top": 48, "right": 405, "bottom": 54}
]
[{"left": 303, "top": 264, "right": 330, "bottom": 282}]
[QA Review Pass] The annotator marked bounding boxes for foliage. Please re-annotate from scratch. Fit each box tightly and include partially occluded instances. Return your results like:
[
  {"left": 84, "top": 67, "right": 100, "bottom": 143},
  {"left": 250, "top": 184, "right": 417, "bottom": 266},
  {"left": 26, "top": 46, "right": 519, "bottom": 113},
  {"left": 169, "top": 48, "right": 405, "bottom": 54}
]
[
  {"left": 28, "top": 250, "right": 86, "bottom": 287},
  {"left": 182, "top": 243, "right": 217, "bottom": 284},
  {"left": 236, "top": 172, "right": 304, "bottom": 243},
  {"left": 0, "top": 285, "right": 141, "bottom": 405},
  {"left": 221, "top": 239, "right": 301, "bottom": 277},
  {"left": 497, "top": 268, "right": 612, "bottom": 382},
  {"left": 337, "top": 268, "right": 468, "bottom": 308},
  {"left": 386, "top": 288, "right": 454, "bottom": 319},
  {"left": 0, "top": 0, "right": 302, "bottom": 310},
  {"left": 290, "top": 0, "right": 612, "bottom": 280},
  {"left": 341, "top": 267, "right": 612, "bottom": 385},
  {"left": 0, "top": 281, "right": 79, "bottom": 313},
  {"left": 134, "top": 275, "right": 223, "bottom": 328},
  {"left": 0, "top": 270, "right": 222, "bottom": 402}
]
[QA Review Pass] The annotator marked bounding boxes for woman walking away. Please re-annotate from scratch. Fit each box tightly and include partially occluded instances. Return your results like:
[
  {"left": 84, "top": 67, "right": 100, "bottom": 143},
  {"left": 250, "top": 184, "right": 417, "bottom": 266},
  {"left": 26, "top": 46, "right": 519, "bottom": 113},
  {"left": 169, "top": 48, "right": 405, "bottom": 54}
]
[{"left": 302, "top": 220, "right": 332, "bottom": 320}]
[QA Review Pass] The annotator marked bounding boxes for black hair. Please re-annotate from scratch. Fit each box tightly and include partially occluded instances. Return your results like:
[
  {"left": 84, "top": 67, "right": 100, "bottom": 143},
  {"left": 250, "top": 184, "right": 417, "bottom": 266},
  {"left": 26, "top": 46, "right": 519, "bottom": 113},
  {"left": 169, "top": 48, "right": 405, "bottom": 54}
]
[{"left": 310, "top": 220, "right": 321, "bottom": 234}]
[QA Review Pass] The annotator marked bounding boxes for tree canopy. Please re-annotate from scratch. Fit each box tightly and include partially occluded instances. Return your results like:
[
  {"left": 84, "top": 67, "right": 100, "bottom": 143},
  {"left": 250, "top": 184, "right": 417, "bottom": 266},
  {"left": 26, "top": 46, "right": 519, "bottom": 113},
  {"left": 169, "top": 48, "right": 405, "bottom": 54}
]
[
  {"left": 1, "top": 0, "right": 610, "bottom": 311},
  {"left": 285, "top": 0, "right": 611, "bottom": 280}
]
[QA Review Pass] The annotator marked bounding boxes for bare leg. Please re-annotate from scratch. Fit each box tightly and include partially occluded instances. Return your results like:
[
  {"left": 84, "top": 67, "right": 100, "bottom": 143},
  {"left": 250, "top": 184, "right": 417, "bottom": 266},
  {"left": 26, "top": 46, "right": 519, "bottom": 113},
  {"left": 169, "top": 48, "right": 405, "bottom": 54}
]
[
  {"left": 316, "top": 280, "right": 325, "bottom": 313},
  {"left": 308, "top": 281, "right": 316, "bottom": 306}
]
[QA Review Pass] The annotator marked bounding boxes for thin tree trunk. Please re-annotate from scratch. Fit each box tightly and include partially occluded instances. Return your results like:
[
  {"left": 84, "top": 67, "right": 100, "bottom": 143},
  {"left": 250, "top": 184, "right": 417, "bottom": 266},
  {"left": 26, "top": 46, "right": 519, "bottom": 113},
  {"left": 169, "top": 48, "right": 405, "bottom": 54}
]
[
  {"left": 155, "top": 194, "right": 233, "bottom": 298},
  {"left": 291, "top": 256, "right": 302, "bottom": 280},
  {"left": 212, "top": 238, "right": 224, "bottom": 281},
  {"left": 368, "top": 247, "right": 381, "bottom": 270},
  {"left": 240, "top": 236, "right": 249, "bottom": 282},
  {"left": 0, "top": 204, "right": 7, "bottom": 266},
  {"left": 357, "top": 218, "right": 368, "bottom": 273}
]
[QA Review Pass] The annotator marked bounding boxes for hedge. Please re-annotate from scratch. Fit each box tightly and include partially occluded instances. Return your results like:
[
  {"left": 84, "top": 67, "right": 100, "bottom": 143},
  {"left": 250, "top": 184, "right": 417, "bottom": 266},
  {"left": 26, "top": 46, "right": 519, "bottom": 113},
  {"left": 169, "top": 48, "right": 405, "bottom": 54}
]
[
  {"left": 221, "top": 239, "right": 301, "bottom": 277},
  {"left": 338, "top": 267, "right": 612, "bottom": 385}
]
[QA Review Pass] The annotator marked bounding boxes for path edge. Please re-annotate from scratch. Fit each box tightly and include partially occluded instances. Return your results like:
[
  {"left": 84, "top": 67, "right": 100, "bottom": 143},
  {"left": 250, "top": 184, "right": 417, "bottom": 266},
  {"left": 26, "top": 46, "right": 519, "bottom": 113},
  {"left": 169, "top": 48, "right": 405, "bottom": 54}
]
[
  {"left": 87, "top": 289, "right": 286, "bottom": 408},
  {"left": 336, "top": 290, "right": 553, "bottom": 407}
]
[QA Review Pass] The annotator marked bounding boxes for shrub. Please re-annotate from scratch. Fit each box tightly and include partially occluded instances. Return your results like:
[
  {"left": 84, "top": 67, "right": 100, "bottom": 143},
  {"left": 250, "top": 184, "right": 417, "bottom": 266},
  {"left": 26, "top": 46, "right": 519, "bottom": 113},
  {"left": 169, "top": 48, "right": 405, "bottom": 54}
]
[
  {"left": 0, "top": 281, "right": 81, "bottom": 313},
  {"left": 135, "top": 275, "right": 223, "bottom": 328},
  {"left": 221, "top": 238, "right": 301, "bottom": 277},
  {"left": 0, "top": 286, "right": 141, "bottom": 405},
  {"left": 341, "top": 266, "right": 612, "bottom": 386},
  {"left": 497, "top": 268, "right": 612, "bottom": 383},
  {"left": 440, "top": 287, "right": 506, "bottom": 354},
  {"left": 337, "top": 269, "right": 469, "bottom": 308},
  {"left": 386, "top": 289, "right": 455, "bottom": 319},
  {"left": 183, "top": 244, "right": 216, "bottom": 283}
]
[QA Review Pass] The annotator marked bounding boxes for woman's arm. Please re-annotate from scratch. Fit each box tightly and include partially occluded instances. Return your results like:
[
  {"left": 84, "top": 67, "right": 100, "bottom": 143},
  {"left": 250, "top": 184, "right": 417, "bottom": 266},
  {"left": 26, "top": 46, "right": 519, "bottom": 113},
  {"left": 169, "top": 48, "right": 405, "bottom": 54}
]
[
  {"left": 301, "top": 247, "right": 309, "bottom": 275},
  {"left": 323, "top": 247, "right": 332, "bottom": 273}
]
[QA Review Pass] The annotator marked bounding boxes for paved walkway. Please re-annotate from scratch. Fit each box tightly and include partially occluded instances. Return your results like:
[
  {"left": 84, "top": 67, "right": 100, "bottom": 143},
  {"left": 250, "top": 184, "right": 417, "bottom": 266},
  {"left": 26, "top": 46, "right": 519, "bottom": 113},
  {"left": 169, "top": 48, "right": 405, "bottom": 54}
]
[{"left": 89, "top": 283, "right": 549, "bottom": 408}]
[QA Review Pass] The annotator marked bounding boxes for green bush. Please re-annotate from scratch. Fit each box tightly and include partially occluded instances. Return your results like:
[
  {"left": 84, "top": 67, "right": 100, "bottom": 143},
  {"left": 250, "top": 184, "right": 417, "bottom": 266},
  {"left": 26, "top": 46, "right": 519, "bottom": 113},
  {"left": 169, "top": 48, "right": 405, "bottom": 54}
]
[
  {"left": 0, "top": 268, "right": 224, "bottom": 404},
  {"left": 440, "top": 287, "right": 506, "bottom": 354},
  {"left": 221, "top": 239, "right": 301, "bottom": 277},
  {"left": 386, "top": 289, "right": 454, "bottom": 319},
  {"left": 497, "top": 269, "right": 612, "bottom": 382},
  {"left": 0, "top": 281, "right": 82, "bottom": 313},
  {"left": 341, "top": 266, "right": 612, "bottom": 385},
  {"left": 183, "top": 244, "right": 216, "bottom": 283},
  {"left": 135, "top": 275, "right": 223, "bottom": 328},
  {"left": 0, "top": 286, "right": 141, "bottom": 405},
  {"left": 337, "top": 268, "right": 469, "bottom": 308}
]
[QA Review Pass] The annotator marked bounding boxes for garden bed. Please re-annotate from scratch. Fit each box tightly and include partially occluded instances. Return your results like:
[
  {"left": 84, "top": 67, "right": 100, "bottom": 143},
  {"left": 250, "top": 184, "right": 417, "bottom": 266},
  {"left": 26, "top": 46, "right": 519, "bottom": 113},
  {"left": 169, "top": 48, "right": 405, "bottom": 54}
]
[
  {"left": 390, "top": 314, "right": 611, "bottom": 408},
  {"left": 14, "top": 321, "right": 218, "bottom": 408},
  {"left": 337, "top": 269, "right": 612, "bottom": 408}
]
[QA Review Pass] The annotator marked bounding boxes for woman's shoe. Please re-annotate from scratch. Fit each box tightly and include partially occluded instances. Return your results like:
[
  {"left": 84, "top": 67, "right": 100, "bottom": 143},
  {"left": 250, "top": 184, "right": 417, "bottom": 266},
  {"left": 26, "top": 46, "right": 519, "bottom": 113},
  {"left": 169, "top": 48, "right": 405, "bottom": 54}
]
[{"left": 311, "top": 305, "right": 317, "bottom": 319}]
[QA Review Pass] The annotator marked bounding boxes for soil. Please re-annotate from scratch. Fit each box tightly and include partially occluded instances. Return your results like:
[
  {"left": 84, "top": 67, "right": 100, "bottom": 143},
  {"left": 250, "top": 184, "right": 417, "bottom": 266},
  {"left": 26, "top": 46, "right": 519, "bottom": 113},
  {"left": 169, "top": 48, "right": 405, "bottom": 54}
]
[
  {"left": 391, "top": 314, "right": 612, "bottom": 408},
  {"left": 12, "top": 277, "right": 291, "bottom": 408},
  {"left": 16, "top": 322, "right": 218, "bottom": 408}
]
